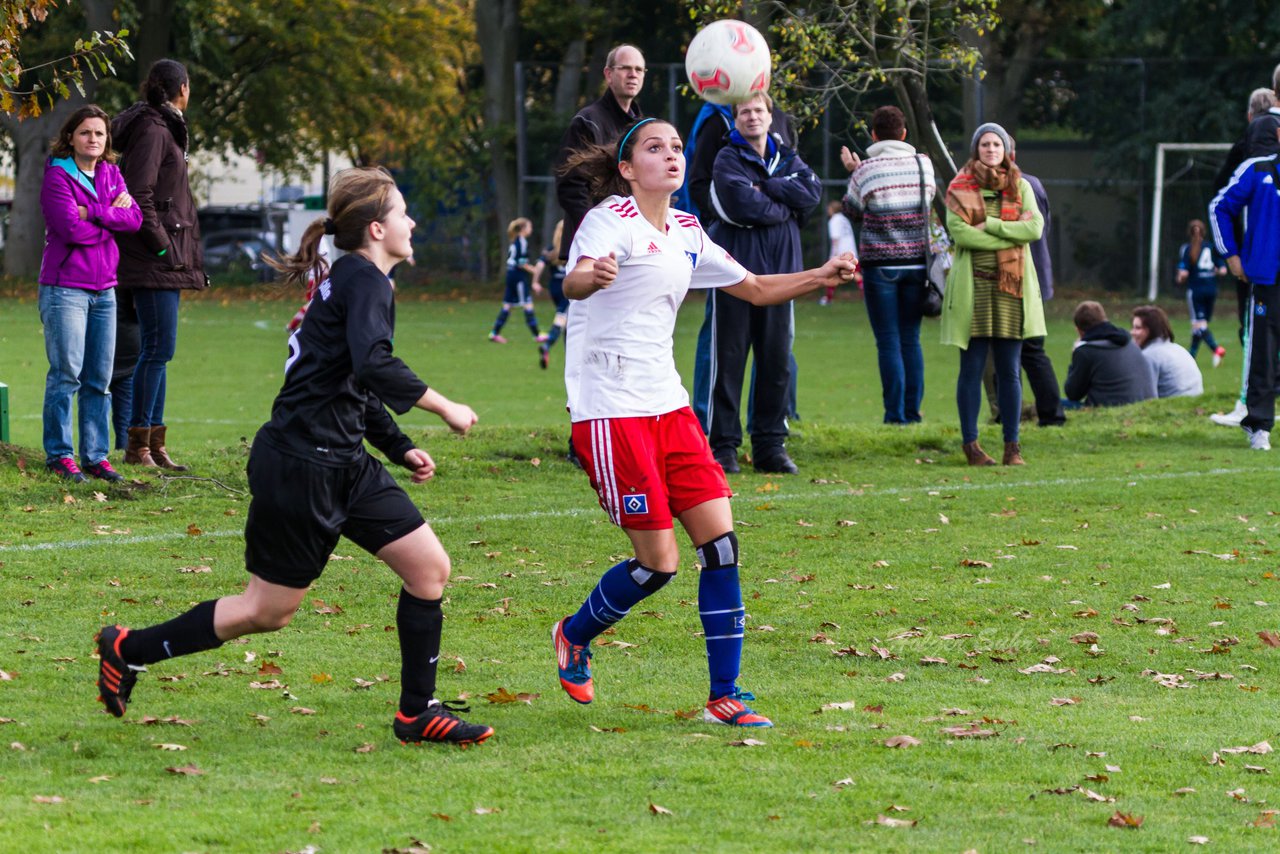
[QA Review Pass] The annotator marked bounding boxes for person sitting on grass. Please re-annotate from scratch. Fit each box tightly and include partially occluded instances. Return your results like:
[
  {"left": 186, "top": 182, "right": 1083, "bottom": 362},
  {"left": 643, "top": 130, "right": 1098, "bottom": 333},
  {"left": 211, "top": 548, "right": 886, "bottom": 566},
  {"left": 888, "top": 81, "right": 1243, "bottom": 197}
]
[
  {"left": 1063, "top": 300, "right": 1157, "bottom": 407},
  {"left": 550, "top": 117, "right": 856, "bottom": 728},
  {"left": 1130, "top": 304, "right": 1203, "bottom": 398},
  {"left": 95, "top": 167, "right": 493, "bottom": 746}
]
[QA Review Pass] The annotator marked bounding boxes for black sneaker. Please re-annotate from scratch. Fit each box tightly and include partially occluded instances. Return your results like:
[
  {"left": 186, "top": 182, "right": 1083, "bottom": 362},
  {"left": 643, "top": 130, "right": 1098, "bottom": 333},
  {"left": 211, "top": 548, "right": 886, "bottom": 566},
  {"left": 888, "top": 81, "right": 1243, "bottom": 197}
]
[
  {"left": 83, "top": 459, "right": 125, "bottom": 482},
  {"left": 47, "top": 457, "right": 86, "bottom": 483},
  {"left": 394, "top": 699, "right": 494, "bottom": 745},
  {"left": 713, "top": 449, "right": 740, "bottom": 474},
  {"left": 95, "top": 625, "right": 145, "bottom": 717},
  {"left": 753, "top": 450, "right": 798, "bottom": 474}
]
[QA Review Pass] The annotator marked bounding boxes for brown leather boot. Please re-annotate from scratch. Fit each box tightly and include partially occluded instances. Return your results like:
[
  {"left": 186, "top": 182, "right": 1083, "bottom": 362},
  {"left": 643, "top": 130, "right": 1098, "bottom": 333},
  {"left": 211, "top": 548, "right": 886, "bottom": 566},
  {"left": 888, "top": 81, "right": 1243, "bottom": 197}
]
[
  {"left": 1003, "top": 441, "right": 1025, "bottom": 466},
  {"left": 124, "top": 426, "right": 158, "bottom": 467},
  {"left": 963, "top": 441, "right": 996, "bottom": 466},
  {"left": 148, "top": 425, "right": 189, "bottom": 471}
]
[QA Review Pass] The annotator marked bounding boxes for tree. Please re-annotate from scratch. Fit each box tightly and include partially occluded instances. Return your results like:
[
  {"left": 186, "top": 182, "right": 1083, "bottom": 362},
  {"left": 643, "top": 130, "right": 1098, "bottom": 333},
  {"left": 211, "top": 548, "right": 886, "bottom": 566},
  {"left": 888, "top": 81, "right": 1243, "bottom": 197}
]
[
  {"left": 687, "top": 0, "right": 1000, "bottom": 185},
  {"left": 3, "top": 0, "right": 480, "bottom": 276},
  {"left": 1, "top": 0, "right": 131, "bottom": 117},
  {"left": 1, "top": 0, "right": 122, "bottom": 275}
]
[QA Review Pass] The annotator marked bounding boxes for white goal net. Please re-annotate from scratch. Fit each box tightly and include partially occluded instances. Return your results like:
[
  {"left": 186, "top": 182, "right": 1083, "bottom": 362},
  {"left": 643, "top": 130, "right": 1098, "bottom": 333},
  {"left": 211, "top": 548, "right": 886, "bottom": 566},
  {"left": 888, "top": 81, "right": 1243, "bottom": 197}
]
[{"left": 1147, "top": 142, "right": 1233, "bottom": 299}]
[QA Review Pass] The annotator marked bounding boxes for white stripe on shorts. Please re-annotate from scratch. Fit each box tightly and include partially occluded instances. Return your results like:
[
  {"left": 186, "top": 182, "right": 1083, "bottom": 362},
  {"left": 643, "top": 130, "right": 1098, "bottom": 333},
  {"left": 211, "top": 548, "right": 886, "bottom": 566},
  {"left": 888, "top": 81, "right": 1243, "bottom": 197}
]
[{"left": 592, "top": 420, "right": 620, "bottom": 524}]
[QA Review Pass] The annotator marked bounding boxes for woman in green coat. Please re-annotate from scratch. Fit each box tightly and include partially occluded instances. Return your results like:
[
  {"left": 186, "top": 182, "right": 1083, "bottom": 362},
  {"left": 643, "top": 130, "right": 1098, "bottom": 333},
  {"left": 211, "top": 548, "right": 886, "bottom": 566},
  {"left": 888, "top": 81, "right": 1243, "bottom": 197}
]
[{"left": 940, "top": 123, "right": 1045, "bottom": 466}]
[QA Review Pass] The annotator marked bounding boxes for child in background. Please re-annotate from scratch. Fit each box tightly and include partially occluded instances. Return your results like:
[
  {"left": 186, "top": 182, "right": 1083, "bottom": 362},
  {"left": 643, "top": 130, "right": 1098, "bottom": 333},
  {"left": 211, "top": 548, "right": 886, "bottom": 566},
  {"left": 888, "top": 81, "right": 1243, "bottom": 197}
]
[
  {"left": 820, "top": 200, "right": 857, "bottom": 305},
  {"left": 535, "top": 220, "right": 570, "bottom": 369},
  {"left": 489, "top": 217, "right": 545, "bottom": 344},
  {"left": 1177, "top": 218, "right": 1228, "bottom": 366}
]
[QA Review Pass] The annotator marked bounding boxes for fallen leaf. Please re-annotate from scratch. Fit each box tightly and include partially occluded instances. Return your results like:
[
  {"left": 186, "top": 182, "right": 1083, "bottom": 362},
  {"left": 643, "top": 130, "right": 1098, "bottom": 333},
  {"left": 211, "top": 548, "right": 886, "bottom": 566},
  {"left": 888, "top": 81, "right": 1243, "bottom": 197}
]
[
  {"left": 1258, "top": 630, "right": 1280, "bottom": 648},
  {"left": 353, "top": 743, "right": 376, "bottom": 754},
  {"left": 178, "top": 565, "right": 212, "bottom": 574},
  {"left": 884, "top": 735, "right": 921, "bottom": 748},
  {"left": 1188, "top": 836, "right": 1209, "bottom": 845},
  {"left": 833, "top": 777, "right": 855, "bottom": 788},
  {"left": 257, "top": 661, "right": 283, "bottom": 676},
  {"left": 1050, "top": 697, "right": 1080, "bottom": 707},
  {"left": 88, "top": 775, "right": 112, "bottom": 784},
  {"left": 649, "top": 802, "right": 673, "bottom": 816},
  {"left": 873, "top": 814, "right": 917, "bottom": 828},
  {"left": 1071, "top": 632, "right": 1100, "bottom": 644},
  {"left": 486, "top": 687, "right": 539, "bottom": 704},
  {"left": 960, "top": 559, "right": 993, "bottom": 568},
  {"left": 1107, "top": 811, "right": 1143, "bottom": 829},
  {"left": 472, "top": 806, "right": 501, "bottom": 815},
  {"left": 33, "top": 795, "right": 65, "bottom": 804},
  {"left": 1174, "top": 787, "right": 1197, "bottom": 795},
  {"left": 729, "top": 738, "right": 766, "bottom": 747},
  {"left": 153, "top": 743, "right": 187, "bottom": 751},
  {"left": 290, "top": 707, "right": 317, "bottom": 716},
  {"left": 165, "top": 765, "right": 204, "bottom": 776}
]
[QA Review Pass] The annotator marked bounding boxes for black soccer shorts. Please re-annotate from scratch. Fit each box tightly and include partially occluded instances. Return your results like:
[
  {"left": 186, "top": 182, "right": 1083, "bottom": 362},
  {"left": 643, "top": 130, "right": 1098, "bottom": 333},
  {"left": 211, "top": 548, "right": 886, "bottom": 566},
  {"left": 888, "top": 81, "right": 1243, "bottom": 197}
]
[{"left": 243, "top": 443, "right": 425, "bottom": 589}]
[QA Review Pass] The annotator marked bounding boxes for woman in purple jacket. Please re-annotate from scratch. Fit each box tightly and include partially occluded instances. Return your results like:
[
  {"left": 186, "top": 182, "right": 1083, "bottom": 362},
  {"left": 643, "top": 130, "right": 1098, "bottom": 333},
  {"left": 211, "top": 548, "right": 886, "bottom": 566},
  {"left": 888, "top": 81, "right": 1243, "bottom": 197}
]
[{"left": 39, "top": 105, "right": 143, "bottom": 482}]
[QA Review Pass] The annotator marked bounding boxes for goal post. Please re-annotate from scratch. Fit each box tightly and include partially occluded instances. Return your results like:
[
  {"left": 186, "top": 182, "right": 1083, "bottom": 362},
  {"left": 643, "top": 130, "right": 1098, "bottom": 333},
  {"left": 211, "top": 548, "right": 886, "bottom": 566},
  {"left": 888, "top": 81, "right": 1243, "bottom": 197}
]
[{"left": 1147, "top": 142, "right": 1232, "bottom": 300}]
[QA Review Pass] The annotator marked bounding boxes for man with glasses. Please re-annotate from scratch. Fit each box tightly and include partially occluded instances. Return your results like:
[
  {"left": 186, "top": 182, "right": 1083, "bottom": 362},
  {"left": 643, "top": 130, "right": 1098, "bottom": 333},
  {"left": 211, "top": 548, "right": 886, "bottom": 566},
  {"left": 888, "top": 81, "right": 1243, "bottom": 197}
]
[{"left": 555, "top": 44, "right": 647, "bottom": 264}]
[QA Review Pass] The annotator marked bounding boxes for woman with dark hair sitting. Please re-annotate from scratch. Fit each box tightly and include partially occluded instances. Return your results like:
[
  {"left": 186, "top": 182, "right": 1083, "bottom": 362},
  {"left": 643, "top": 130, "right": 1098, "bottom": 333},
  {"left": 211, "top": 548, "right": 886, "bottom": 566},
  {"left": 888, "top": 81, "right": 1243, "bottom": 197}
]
[{"left": 1130, "top": 304, "right": 1203, "bottom": 398}]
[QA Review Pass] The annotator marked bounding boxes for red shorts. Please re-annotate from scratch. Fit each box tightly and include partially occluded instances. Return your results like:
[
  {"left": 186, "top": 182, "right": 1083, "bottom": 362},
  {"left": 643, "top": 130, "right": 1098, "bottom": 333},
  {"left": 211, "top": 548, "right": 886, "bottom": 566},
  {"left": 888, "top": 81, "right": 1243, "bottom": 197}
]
[{"left": 571, "top": 407, "right": 731, "bottom": 531}]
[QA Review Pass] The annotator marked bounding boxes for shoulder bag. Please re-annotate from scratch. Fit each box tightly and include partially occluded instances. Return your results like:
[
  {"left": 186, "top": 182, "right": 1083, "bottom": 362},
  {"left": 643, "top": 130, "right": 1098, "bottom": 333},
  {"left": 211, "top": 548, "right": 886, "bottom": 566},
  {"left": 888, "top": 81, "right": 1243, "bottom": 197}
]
[{"left": 916, "top": 156, "right": 946, "bottom": 318}]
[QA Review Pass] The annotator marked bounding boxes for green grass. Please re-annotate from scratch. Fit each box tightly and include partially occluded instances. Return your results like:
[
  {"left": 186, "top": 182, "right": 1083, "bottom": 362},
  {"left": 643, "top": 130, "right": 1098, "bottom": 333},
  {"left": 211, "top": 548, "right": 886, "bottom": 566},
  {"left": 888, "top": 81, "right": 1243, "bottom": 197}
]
[{"left": 2, "top": 289, "right": 1278, "bottom": 853}]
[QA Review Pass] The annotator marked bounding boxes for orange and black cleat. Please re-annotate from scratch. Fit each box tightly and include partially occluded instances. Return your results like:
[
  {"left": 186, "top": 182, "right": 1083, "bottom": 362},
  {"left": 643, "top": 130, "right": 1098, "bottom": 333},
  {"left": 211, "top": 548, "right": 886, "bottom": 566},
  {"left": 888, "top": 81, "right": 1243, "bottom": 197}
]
[
  {"left": 95, "top": 625, "right": 145, "bottom": 717},
  {"left": 394, "top": 700, "right": 493, "bottom": 746}
]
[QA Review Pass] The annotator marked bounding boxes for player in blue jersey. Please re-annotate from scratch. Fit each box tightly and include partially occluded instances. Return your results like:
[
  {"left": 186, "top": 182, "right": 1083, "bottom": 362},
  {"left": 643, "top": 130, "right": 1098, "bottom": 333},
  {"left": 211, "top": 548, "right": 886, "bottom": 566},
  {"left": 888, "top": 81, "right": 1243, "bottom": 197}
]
[
  {"left": 535, "top": 219, "right": 570, "bottom": 369},
  {"left": 489, "top": 217, "right": 545, "bottom": 344}
]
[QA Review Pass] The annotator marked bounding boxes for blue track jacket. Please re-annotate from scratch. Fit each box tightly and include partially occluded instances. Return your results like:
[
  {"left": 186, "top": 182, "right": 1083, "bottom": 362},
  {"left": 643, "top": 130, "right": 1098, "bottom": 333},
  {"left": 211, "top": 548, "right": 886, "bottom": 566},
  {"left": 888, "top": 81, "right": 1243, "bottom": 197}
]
[{"left": 1210, "top": 154, "right": 1280, "bottom": 286}]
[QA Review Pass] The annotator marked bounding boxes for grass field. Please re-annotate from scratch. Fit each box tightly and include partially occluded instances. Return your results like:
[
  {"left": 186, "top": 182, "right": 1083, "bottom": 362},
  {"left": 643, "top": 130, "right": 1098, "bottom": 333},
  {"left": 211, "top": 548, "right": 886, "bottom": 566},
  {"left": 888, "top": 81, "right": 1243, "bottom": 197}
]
[{"left": 2, "top": 287, "right": 1278, "bottom": 853}]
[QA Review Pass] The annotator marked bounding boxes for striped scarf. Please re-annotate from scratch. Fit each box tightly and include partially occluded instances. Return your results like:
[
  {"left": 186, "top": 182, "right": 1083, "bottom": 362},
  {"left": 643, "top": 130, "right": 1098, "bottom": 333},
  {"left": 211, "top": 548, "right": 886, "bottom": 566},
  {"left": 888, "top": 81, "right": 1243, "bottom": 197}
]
[{"left": 946, "top": 161, "right": 1025, "bottom": 298}]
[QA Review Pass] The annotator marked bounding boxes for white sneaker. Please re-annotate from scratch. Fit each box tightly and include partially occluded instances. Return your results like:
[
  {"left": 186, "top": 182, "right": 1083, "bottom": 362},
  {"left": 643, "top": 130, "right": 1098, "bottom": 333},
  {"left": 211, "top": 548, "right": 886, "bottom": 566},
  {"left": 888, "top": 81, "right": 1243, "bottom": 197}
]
[
  {"left": 1244, "top": 426, "right": 1271, "bottom": 451},
  {"left": 817, "top": 296, "right": 830, "bottom": 306},
  {"left": 1210, "top": 401, "right": 1248, "bottom": 427}
]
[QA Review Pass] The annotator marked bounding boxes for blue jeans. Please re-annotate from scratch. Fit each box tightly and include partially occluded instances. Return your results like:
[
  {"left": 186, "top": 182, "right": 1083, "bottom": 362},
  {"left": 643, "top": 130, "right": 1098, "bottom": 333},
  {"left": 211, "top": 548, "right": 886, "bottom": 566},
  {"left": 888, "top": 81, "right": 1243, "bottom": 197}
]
[
  {"left": 131, "top": 289, "right": 181, "bottom": 428},
  {"left": 40, "top": 285, "right": 116, "bottom": 464},
  {"left": 959, "top": 337, "right": 1023, "bottom": 444},
  {"left": 863, "top": 266, "right": 925, "bottom": 423}
]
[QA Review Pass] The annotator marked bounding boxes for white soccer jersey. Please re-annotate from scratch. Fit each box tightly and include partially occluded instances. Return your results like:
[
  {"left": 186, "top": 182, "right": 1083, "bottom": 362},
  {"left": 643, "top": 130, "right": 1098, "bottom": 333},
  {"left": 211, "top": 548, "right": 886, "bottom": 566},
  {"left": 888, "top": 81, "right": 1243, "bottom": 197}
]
[
  {"left": 564, "top": 195, "right": 748, "bottom": 421},
  {"left": 828, "top": 211, "right": 855, "bottom": 258}
]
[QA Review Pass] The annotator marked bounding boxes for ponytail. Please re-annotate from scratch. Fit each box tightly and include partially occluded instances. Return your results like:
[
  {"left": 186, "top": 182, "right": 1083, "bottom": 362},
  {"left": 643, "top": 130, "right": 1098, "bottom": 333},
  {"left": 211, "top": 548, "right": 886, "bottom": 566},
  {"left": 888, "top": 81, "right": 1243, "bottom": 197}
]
[
  {"left": 142, "top": 59, "right": 188, "bottom": 108},
  {"left": 558, "top": 119, "right": 674, "bottom": 206},
  {"left": 267, "top": 166, "right": 399, "bottom": 289}
]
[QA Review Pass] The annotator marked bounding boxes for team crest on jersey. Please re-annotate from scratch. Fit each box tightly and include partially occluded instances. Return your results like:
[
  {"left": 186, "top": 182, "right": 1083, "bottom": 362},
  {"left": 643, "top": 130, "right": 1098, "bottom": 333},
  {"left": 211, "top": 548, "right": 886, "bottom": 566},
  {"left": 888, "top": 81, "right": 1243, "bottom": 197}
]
[
  {"left": 622, "top": 493, "right": 649, "bottom": 515},
  {"left": 318, "top": 279, "right": 333, "bottom": 301},
  {"left": 646, "top": 241, "right": 662, "bottom": 254},
  {"left": 685, "top": 251, "right": 697, "bottom": 269}
]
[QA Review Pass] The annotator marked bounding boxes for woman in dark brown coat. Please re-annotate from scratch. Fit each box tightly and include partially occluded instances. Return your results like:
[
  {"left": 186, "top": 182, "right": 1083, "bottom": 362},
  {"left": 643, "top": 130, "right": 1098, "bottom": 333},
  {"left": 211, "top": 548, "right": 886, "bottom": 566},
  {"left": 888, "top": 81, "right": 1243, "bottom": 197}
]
[{"left": 112, "top": 59, "right": 206, "bottom": 470}]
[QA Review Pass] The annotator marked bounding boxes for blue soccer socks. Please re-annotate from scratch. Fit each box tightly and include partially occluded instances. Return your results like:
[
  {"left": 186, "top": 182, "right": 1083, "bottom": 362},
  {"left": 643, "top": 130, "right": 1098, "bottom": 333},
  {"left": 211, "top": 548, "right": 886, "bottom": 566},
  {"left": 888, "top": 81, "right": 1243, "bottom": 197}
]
[
  {"left": 562, "top": 558, "right": 671, "bottom": 646},
  {"left": 696, "top": 532, "right": 744, "bottom": 701}
]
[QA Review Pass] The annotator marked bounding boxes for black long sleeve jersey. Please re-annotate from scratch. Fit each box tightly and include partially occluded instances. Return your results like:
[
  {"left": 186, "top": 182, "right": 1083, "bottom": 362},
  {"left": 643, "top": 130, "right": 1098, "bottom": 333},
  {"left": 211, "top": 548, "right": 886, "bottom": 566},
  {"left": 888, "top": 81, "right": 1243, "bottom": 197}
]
[{"left": 256, "top": 253, "right": 428, "bottom": 468}]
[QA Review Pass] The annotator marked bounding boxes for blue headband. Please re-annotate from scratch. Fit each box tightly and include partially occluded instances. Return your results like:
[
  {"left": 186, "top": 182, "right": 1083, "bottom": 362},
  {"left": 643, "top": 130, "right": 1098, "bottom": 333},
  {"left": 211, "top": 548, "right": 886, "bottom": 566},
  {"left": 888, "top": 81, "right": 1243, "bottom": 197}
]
[{"left": 617, "top": 118, "right": 658, "bottom": 164}]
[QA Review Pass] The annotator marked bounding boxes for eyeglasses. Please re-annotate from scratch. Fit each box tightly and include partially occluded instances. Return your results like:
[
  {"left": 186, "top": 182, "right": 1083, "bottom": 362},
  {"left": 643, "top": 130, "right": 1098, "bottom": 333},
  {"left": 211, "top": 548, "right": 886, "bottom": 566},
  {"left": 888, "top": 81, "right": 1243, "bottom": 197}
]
[{"left": 610, "top": 65, "right": 646, "bottom": 74}]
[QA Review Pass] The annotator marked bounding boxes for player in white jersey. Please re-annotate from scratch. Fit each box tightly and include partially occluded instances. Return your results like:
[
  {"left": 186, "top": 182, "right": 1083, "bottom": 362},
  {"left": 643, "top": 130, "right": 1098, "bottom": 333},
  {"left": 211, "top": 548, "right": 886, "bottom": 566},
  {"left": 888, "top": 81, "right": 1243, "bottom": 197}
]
[{"left": 550, "top": 117, "right": 856, "bottom": 726}]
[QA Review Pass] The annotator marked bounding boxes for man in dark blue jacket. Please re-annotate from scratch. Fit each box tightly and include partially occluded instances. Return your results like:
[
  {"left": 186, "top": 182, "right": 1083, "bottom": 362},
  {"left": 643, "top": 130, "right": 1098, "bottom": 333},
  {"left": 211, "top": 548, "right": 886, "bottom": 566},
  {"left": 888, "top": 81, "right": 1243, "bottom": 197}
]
[
  {"left": 1211, "top": 139, "right": 1280, "bottom": 451},
  {"left": 706, "top": 92, "right": 821, "bottom": 474}
]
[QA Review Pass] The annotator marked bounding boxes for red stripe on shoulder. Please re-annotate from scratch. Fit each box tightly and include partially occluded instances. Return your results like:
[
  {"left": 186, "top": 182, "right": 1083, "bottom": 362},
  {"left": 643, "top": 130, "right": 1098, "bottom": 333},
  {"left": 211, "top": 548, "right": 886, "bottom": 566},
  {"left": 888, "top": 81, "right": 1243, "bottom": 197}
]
[{"left": 607, "top": 200, "right": 639, "bottom": 219}]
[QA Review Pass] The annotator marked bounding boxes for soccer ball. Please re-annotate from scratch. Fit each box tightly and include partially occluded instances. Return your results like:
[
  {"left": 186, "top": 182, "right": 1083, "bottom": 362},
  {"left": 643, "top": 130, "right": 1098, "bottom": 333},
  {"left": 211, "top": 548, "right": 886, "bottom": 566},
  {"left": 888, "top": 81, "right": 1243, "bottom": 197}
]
[{"left": 684, "top": 19, "right": 772, "bottom": 106}]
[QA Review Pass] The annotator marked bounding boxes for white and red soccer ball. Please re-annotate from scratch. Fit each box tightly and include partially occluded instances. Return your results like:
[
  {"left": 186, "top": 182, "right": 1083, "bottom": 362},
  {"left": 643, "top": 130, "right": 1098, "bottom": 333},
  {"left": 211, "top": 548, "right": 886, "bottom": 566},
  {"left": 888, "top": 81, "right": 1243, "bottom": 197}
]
[{"left": 684, "top": 19, "right": 772, "bottom": 106}]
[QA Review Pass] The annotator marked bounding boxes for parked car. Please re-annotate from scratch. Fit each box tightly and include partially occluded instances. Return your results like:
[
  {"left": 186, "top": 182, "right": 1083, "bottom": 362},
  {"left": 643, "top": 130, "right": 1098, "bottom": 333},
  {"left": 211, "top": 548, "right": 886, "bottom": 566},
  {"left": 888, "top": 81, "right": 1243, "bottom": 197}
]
[{"left": 202, "top": 229, "right": 279, "bottom": 282}]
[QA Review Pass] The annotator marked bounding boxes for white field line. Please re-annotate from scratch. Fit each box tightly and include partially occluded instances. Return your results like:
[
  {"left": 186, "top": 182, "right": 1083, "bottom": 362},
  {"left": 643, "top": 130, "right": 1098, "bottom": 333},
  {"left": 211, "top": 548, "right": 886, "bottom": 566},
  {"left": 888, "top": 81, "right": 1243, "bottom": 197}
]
[{"left": 1, "top": 464, "right": 1272, "bottom": 555}]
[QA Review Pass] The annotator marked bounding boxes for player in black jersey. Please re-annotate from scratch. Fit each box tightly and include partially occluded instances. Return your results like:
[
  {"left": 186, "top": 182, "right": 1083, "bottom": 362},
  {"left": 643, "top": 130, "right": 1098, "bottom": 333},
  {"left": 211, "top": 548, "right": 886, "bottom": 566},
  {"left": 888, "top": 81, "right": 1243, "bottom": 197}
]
[{"left": 95, "top": 167, "right": 493, "bottom": 746}]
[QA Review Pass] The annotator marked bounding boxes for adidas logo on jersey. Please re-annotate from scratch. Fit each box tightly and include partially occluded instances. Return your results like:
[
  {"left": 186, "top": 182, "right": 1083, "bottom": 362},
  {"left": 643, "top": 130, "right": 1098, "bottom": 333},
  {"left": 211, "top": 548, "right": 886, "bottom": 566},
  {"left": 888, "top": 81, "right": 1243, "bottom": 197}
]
[{"left": 646, "top": 241, "right": 662, "bottom": 255}]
